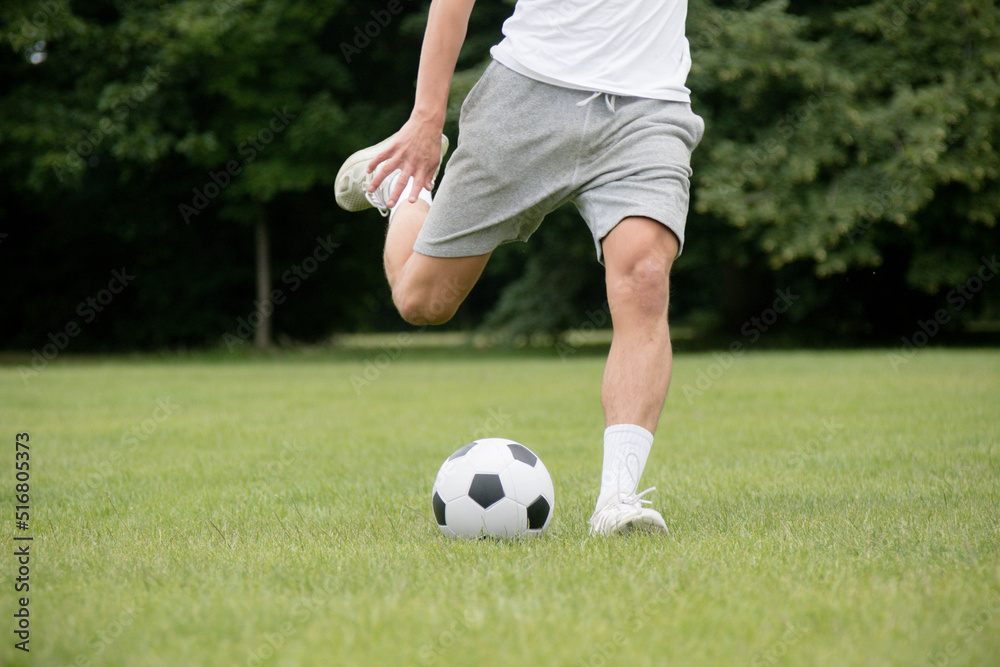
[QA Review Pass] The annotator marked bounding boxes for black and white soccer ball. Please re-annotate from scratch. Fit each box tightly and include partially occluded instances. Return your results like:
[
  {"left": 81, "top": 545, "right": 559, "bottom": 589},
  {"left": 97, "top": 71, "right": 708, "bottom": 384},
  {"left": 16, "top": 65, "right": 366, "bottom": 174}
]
[{"left": 432, "top": 438, "right": 554, "bottom": 539}]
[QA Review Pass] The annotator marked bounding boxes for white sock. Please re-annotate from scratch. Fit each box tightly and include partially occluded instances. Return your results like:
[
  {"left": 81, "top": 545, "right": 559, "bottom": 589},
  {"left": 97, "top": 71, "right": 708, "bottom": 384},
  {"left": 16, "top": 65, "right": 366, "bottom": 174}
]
[
  {"left": 594, "top": 424, "right": 653, "bottom": 512},
  {"left": 388, "top": 175, "right": 432, "bottom": 222}
]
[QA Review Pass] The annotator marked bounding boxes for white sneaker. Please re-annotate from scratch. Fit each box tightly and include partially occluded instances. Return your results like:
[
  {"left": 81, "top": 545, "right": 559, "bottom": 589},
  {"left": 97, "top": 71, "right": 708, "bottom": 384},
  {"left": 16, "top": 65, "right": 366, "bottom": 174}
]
[
  {"left": 334, "top": 132, "right": 449, "bottom": 214},
  {"left": 588, "top": 487, "right": 669, "bottom": 536}
]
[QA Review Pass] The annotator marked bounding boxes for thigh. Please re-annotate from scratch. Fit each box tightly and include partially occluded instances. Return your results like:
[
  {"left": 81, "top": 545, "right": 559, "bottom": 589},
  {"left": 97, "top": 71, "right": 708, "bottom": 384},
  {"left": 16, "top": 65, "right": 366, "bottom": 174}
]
[{"left": 401, "top": 250, "right": 492, "bottom": 321}]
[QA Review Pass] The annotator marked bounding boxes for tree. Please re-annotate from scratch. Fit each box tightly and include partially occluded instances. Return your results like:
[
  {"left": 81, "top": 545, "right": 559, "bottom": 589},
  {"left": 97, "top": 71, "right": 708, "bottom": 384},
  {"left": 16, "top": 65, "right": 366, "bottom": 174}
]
[
  {"left": 476, "top": 0, "right": 1000, "bottom": 341},
  {"left": 692, "top": 0, "right": 999, "bottom": 282},
  {"left": 1, "top": 0, "right": 996, "bottom": 350},
  {"left": 0, "top": 0, "right": 427, "bottom": 349}
]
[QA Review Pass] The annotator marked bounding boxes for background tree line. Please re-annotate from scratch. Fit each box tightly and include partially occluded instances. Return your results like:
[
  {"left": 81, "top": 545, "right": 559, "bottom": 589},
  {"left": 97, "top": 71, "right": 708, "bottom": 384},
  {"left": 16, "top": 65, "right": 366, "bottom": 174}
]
[{"left": 1, "top": 0, "right": 997, "bottom": 351}]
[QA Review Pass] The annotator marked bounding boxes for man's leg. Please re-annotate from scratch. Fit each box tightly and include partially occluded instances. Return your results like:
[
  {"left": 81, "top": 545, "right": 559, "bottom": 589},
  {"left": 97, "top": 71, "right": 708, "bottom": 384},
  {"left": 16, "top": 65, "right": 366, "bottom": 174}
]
[
  {"left": 334, "top": 133, "right": 490, "bottom": 327},
  {"left": 601, "top": 216, "right": 677, "bottom": 432},
  {"left": 589, "top": 216, "right": 677, "bottom": 535},
  {"left": 383, "top": 199, "right": 491, "bottom": 326}
]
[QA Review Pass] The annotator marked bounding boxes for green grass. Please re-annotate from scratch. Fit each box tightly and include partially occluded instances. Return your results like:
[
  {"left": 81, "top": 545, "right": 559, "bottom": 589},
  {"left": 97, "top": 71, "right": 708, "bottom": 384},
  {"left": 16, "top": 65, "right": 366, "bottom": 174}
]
[{"left": 1, "top": 348, "right": 998, "bottom": 666}]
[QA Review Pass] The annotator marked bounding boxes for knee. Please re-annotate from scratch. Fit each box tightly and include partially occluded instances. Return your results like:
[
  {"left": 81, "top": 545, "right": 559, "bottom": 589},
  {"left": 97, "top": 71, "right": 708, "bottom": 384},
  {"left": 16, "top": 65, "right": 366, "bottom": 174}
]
[
  {"left": 608, "top": 251, "right": 673, "bottom": 316},
  {"left": 393, "top": 287, "right": 457, "bottom": 327}
]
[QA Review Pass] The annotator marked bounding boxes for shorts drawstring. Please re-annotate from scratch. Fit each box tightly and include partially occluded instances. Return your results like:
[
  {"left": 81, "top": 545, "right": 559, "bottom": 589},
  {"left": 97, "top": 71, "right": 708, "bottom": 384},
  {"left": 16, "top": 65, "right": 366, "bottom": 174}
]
[{"left": 577, "top": 91, "right": 618, "bottom": 113}]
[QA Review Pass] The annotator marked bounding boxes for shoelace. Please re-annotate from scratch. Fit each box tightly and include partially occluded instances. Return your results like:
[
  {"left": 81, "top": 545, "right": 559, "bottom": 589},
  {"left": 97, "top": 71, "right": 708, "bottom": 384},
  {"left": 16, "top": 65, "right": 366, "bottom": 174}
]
[
  {"left": 614, "top": 486, "right": 656, "bottom": 508},
  {"left": 363, "top": 171, "right": 393, "bottom": 218},
  {"left": 576, "top": 91, "right": 618, "bottom": 113},
  {"left": 589, "top": 486, "right": 658, "bottom": 533}
]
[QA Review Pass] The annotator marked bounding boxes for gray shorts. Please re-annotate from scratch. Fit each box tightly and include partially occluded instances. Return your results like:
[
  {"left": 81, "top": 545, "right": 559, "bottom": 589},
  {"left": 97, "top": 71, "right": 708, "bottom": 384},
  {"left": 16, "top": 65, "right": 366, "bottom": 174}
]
[{"left": 413, "top": 60, "right": 705, "bottom": 263}]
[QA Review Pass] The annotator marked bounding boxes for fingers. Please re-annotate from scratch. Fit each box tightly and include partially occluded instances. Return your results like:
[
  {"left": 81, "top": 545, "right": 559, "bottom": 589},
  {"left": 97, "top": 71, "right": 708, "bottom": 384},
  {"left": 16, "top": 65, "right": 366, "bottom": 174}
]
[
  {"left": 405, "top": 159, "right": 442, "bottom": 204},
  {"left": 364, "top": 132, "right": 442, "bottom": 206},
  {"left": 366, "top": 144, "right": 397, "bottom": 176},
  {"left": 375, "top": 161, "right": 438, "bottom": 207},
  {"left": 389, "top": 171, "right": 411, "bottom": 207},
  {"left": 390, "top": 163, "right": 431, "bottom": 208},
  {"left": 366, "top": 149, "right": 398, "bottom": 192}
]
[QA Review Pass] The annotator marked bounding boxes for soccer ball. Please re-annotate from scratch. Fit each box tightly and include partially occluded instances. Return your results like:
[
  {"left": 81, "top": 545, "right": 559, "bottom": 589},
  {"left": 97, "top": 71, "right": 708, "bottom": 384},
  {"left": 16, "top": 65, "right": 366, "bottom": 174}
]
[{"left": 432, "top": 438, "right": 554, "bottom": 539}]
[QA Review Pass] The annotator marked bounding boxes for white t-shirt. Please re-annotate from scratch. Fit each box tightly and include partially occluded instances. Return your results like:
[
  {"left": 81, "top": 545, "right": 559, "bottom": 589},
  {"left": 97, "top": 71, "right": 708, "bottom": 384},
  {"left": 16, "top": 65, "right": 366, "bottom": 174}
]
[{"left": 490, "top": 0, "right": 691, "bottom": 102}]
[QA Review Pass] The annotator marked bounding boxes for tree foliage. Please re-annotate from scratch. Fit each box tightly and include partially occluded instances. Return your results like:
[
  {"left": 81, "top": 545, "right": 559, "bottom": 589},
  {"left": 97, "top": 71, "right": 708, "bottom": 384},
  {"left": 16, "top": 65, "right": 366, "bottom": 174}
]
[
  {"left": 0, "top": 0, "right": 423, "bottom": 348},
  {"left": 692, "top": 0, "right": 999, "bottom": 285},
  {"left": 483, "top": 0, "right": 1000, "bottom": 340},
  {"left": 0, "top": 0, "right": 997, "bottom": 350}
]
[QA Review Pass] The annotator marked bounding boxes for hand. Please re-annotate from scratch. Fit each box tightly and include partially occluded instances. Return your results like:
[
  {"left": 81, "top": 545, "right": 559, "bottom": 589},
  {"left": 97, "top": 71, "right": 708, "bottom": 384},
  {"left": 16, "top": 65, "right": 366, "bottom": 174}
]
[{"left": 366, "top": 115, "right": 444, "bottom": 208}]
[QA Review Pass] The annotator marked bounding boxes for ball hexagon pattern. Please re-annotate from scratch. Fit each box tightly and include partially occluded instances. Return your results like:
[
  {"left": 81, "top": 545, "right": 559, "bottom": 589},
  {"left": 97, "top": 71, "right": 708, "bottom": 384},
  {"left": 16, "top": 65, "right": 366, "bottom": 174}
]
[{"left": 431, "top": 438, "right": 554, "bottom": 539}]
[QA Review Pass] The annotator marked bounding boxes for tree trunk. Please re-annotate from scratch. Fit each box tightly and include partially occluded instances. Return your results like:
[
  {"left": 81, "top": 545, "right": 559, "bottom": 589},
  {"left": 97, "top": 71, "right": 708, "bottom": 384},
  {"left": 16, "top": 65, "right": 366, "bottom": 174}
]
[{"left": 254, "top": 215, "right": 272, "bottom": 349}]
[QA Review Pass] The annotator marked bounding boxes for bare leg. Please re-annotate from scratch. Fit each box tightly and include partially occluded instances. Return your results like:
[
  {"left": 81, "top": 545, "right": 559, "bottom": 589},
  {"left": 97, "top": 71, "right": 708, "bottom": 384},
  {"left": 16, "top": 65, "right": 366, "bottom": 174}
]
[
  {"left": 383, "top": 200, "right": 429, "bottom": 288},
  {"left": 383, "top": 200, "right": 491, "bottom": 326},
  {"left": 600, "top": 217, "right": 679, "bottom": 434}
]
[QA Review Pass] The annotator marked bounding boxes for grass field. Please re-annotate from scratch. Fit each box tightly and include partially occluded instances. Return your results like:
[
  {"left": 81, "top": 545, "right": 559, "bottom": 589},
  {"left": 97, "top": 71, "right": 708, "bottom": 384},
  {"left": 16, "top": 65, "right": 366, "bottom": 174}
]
[{"left": 1, "top": 348, "right": 998, "bottom": 666}]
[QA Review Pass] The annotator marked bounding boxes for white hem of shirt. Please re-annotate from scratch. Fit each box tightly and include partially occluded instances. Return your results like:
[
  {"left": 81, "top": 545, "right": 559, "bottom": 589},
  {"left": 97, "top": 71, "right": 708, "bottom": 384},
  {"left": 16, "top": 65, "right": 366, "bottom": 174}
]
[{"left": 490, "top": 44, "right": 692, "bottom": 104}]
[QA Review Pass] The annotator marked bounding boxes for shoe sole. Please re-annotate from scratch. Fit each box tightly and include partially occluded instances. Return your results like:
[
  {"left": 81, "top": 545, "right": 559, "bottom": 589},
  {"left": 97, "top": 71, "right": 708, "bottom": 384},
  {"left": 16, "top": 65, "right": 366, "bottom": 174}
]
[
  {"left": 617, "top": 516, "right": 669, "bottom": 535},
  {"left": 589, "top": 512, "right": 669, "bottom": 536}
]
